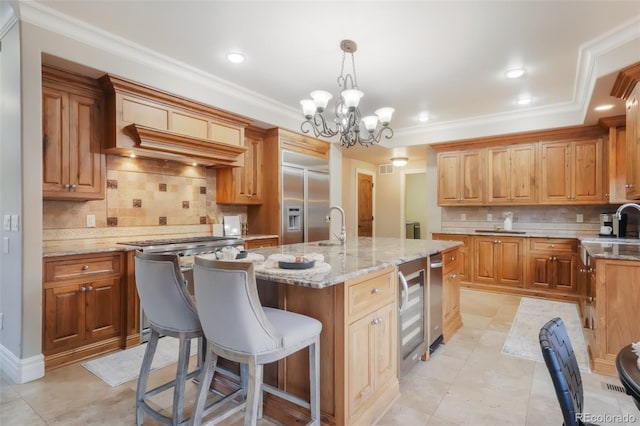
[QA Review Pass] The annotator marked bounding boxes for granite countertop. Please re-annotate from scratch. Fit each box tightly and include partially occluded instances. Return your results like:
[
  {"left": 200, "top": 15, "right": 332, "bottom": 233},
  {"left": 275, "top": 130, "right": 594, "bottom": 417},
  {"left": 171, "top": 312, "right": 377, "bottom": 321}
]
[
  {"left": 578, "top": 236, "right": 640, "bottom": 262},
  {"left": 244, "top": 237, "right": 461, "bottom": 289},
  {"left": 43, "top": 234, "right": 280, "bottom": 257},
  {"left": 435, "top": 229, "right": 593, "bottom": 239}
]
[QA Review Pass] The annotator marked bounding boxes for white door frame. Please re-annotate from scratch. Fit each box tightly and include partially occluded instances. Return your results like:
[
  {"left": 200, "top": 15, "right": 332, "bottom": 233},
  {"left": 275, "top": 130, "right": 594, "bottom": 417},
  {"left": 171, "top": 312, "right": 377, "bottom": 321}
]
[
  {"left": 355, "top": 168, "right": 376, "bottom": 238},
  {"left": 400, "top": 168, "right": 426, "bottom": 238}
]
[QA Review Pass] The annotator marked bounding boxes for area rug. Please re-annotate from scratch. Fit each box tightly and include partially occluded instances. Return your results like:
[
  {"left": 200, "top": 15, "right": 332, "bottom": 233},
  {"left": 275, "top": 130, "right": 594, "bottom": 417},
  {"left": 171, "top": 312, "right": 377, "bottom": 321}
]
[
  {"left": 82, "top": 337, "right": 198, "bottom": 387},
  {"left": 501, "top": 297, "right": 590, "bottom": 372}
]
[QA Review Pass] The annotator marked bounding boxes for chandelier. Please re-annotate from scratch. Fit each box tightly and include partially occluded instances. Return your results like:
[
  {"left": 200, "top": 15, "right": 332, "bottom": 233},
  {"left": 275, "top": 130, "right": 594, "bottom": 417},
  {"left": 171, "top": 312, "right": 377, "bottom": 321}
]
[{"left": 299, "top": 40, "right": 394, "bottom": 148}]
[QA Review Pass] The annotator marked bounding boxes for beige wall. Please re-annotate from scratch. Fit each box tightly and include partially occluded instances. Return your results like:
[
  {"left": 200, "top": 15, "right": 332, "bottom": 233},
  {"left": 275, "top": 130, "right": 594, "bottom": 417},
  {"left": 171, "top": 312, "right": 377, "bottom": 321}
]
[{"left": 405, "top": 172, "right": 427, "bottom": 238}]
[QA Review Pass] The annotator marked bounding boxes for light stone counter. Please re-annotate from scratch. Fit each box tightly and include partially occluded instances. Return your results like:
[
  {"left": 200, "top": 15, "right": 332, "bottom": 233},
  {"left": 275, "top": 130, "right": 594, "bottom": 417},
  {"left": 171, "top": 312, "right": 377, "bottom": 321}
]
[
  {"left": 579, "top": 237, "right": 640, "bottom": 262},
  {"left": 435, "top": 229, "right": 599, "bottom": 239},
  {"left": 247, "top": 237, "right": 461, "bottom": 288}
]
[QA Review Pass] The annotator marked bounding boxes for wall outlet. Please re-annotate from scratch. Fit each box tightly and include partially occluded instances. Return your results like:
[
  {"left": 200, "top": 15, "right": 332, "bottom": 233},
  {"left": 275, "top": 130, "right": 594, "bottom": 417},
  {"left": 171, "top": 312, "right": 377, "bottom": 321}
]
[
  {"left": 576, "top": 214, "right": 583, "bottom": 223},
  {"left": 86, "top": 215, "right": 96, "bottom": 228},
  {"left": 460, "top": 213, "right": 467, "bottom": 221},
  {"left": 2, "top": 237, "right": 8, "bottom": 254},
  {"left": 0, "top": 313, "right": 3, "bottom": 330},
  {"left": 487, "top": 213, "right": 493, "bottom": 221}
]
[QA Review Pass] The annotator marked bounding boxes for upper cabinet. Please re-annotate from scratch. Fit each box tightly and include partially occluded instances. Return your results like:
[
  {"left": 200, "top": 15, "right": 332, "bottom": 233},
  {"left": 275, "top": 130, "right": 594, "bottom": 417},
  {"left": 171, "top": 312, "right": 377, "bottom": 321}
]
[
  {"left": 99, "top": 74, "right": 251, "bottom": 166},
  {"left": 216, "top": 127, "right": 264, "bottom": 204},
  {"left": 437, "top": 149, "right": 484, "bottom": 205},
  {"left": 539, "top": 138, "right": 606, "bottom": 204},
  {"left": 42, "top": 66, "right": 106, "bottom": 200},
  {"left": 487, "top": 144, "right": 537, "bottom": 204},
  {"left": 611, "top": 61, "right": 640, "bottom": 200}
]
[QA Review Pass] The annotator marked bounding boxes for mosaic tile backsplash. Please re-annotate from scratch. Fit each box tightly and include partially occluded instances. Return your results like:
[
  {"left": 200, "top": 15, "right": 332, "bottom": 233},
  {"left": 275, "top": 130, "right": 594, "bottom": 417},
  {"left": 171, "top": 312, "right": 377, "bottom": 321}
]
[{"left": 43, "top": 155, "right": 246, "bottom": 232}]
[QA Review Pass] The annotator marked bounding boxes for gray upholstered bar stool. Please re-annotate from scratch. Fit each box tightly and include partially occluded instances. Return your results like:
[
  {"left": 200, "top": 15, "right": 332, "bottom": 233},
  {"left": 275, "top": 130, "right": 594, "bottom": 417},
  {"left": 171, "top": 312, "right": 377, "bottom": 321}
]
[
  {"left": 134, "top": 252, "right": 204, "bottom": 426},
  {"left": 192, "top": 258, "right": 322, "bottom": 426}
]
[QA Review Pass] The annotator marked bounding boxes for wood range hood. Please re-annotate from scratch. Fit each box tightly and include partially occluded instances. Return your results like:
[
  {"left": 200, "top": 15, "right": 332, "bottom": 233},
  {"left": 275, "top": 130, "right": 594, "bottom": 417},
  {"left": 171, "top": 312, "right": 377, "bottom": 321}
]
[{"left": 100, "top": 74, "right": 252, "bottom": 167}]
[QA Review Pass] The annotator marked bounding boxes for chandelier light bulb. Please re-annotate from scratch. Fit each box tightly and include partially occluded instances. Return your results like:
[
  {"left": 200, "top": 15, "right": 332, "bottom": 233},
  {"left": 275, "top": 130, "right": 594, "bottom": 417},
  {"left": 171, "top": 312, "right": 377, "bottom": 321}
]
[
  {"left": 375, "top": 107, "right": 395, "bottom": 126},
  {"left": 300, "top": 99, "right": 316, "bottom": 118},
  {"left": 361, "top": 116, "right": 379, "bottom": 132},
  {"left": 310, "top": 90, "right": 332, "bottom": 111},
  {"left": 341, "top": 89, "right": 364, "bottom": 110}
]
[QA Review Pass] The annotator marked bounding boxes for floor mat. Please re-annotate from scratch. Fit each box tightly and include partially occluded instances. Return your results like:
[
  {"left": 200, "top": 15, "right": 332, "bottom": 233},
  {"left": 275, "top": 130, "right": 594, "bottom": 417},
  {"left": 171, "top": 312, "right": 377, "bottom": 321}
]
[{"left": 501, "top": 297, "right": 590, "bottom": 372}]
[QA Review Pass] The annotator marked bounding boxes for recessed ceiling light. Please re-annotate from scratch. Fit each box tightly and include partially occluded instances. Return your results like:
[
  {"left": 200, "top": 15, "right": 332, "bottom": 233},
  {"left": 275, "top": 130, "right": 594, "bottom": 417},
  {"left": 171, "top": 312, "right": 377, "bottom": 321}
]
[
  {"left": 594, "top": 104, "right": 614, "bottom": 111},
  {"left": 517, "top": 97, "right": 533, "bottom": 105},
  {"left": 226, "top": 51, "right": 246, "bottom": 64},
  {"left": 418, "top": 111, "right": 430, "bottom": 122},
  {"left": 390, "top": 157, "right": 408, "bottom": 167},
  {"left": 506, "top": 68, "right": 525, "bottom": 79}
]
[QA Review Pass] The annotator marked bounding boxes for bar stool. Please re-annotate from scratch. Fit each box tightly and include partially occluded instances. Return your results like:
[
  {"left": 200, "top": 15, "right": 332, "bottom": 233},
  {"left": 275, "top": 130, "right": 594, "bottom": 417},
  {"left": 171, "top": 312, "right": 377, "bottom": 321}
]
[
  {"left": 192, "top": 258, "right": 322, "bottom": 426},
  {"left": 134, "top": 253, "right": 203, "bottom": 426}
]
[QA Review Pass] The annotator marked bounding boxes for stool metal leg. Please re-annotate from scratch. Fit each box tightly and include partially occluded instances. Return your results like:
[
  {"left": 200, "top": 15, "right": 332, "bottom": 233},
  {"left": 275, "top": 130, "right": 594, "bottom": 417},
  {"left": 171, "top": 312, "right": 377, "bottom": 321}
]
[
  {"left": 192, "top": 344, "right": 219, "bottom": 426},
  {"left": 309, "top": 338, "right": 320, "bottom": 426},
  {"left": 136, "top": 329, "right": 160, "bottom": 426},
  {"left": 172, "top": 335, "right": 191, "bottom": 425}
]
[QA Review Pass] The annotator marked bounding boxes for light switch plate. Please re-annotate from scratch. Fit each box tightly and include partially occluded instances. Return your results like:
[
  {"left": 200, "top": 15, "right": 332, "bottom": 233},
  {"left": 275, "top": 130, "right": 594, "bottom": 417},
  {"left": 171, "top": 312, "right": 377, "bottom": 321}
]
[
  {"left": 487, "top": 213, "right": 493, "bottom": 221},
  {"left": 460, "top": 213, "right": 467, "bottom": 221},
  {"left": 576, "top": 214, "right": 583, "bottom": 223},
  {"left": 3, "top": 215, "right": 10, "bottom": 231},
  {"left": 86, "top": 215, "right": 96, "bottom": 228},
  {"left": 10, "top": 215, "right": 19, "bottom": 232}
]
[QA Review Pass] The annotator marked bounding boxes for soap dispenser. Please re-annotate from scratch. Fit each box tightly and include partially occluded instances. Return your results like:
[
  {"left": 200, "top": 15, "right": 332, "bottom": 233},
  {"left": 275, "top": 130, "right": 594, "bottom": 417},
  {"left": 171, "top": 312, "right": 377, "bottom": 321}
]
[{"left": 503, "top": 211, "right": 513, "bottom": 231}]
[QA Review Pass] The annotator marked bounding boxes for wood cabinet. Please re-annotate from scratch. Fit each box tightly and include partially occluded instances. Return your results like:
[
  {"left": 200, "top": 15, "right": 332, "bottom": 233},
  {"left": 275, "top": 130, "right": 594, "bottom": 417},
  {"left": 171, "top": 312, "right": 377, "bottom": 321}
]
[
  {"left": 539, "top": 139, "right": 606, "bottom": 204},
  {"left": 625, "top": 84, "right": 640, "bottom": 199},
  {"left": 473, "top": 236, "right": 524, "bottom": 288},
  {"left": 527, "top": 238, "right": 577, "bottom": 293},
  {"left": 432, "top": 233, "right": 470, "bottom": 283},
  {"left": 589, "top": 258, "right": 640, "bottom": 376},
  {"left": 344, "top": 267, "right": 398, "bottom": 425},
  {"left": 43, "top": 252, "right": 125, "bottom": 369},
  {"left": 487, "top": 144, "right": 537, "bottom": 204},
  {"left": 42, "top": 66, "right": 106, "bottom": 200},
  {"left": 437, "top": 149, "right": 484, "bottom": 205},
  {"left": 442, "top": 247, "right": 463, "bottom": 342},
  {"left": 217, "top": 127, "right": 265, "bottom": 204},
  {"left": 243, "top": 236, "right": 279, "bottom": 249}
]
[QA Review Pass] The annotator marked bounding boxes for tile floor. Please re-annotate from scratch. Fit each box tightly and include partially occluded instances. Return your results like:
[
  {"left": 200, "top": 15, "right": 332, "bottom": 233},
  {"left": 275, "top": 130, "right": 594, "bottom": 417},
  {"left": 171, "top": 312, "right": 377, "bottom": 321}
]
[{"left": 1, "top": 289, "right": 638, "bottom": 425}]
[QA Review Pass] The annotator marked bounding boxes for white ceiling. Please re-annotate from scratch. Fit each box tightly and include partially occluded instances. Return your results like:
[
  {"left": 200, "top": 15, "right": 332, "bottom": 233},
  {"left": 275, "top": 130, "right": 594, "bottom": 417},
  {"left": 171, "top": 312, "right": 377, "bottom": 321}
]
[{"left": 8, "top": 1, "right": 640, "bottom": 163}]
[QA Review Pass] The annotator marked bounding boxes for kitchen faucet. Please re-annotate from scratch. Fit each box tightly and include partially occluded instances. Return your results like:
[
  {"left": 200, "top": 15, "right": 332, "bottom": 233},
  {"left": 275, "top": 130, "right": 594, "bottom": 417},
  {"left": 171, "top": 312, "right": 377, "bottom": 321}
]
[
  {"left": 615, "top": 203, "right": 640, "bottom": 220},
  {"left": 329, "top": 206, "right": 347, "bottom": 246}
]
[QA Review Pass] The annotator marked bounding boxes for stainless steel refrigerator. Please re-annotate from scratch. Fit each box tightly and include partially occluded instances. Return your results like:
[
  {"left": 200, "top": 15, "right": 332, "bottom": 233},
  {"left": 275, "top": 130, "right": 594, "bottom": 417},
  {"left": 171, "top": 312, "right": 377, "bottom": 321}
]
[{"left": 281, "top": 151, "right": 330, "bottom": 244}]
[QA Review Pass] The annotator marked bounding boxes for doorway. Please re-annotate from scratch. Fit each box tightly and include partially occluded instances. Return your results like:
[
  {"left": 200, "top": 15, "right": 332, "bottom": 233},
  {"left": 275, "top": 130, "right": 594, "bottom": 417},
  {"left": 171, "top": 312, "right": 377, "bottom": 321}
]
[
  {"left": 402, "top": 170, "right": 427, "bottom": 239},
  {"left": 356, "top": 170, "right": 374, "bottom": 237}
]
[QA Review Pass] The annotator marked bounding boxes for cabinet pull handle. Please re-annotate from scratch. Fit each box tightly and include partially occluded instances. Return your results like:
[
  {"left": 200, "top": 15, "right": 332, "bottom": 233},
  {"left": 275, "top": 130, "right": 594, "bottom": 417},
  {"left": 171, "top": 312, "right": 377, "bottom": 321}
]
[
  {"left": 371, "top": 288, "right": 379, "bottom": 295},
  {"left": 82, "top": 265, "right": 89, "bottom": 271},
  {"left": 398, "top": 272, "right": 409, "bottom": 312}
]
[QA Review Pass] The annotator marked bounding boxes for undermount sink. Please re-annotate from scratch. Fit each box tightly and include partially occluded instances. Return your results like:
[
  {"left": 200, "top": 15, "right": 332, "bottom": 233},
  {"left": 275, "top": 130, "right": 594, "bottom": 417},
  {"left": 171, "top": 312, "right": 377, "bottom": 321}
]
[
  {"left": 474, "top": 229, "right": 526, "bottom": 234},
  {"left": 315, "top": 241, "right": 342, "bottom": 247}
]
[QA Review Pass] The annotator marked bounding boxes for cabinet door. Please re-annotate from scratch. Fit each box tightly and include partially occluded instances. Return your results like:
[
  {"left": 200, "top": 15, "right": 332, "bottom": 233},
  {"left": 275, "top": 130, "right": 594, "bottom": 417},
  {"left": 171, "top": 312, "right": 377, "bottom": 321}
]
[
  {"left": 498, "top": 238, "right": 524, "bottom": 287},
  {"left": 474, "top": 237, "right": 498, "bottom": 284},
  {"left": 347, "top": 314, "right": 375, "bottom": 418},
  {"left": 572, "top": 139, "right": 603, "bottom": 202},
  {"left": 510, "top": 144, "right": 537, "bottom": 203},
  {"left": 373, "top": 303, "right": 396, "bottom": 390},
  {"left": 44, "top": 284, "right": 86, "bottom": 354},
  {"left": 529, "top": 254, "right": 553, "bottom": 289},
  {"left": 540, "top": 142, "right": 570, "bottom": 203},
  {"left": 554, "top": 254, "right": 576, "bottom": 292},
  {"left": 626, "top": 85, "right": 640, "bottom": 199},
  {"left": 216, "top": 132, "right": 263, "bottom": 204},
  {"left": 437, "top": 152, "right": 460, "bottom": 205},
  {"left": 487, "top": 147, "right": 511, "bottom": 203},
  {"left": 460, "top": 150, "right": 484, "bottom": 204},
  {"left": 42, "top": 86, "right": 70, "bottom": 195},
  {"left": 68, "top": 93, "right": 105, "bottom": 199},
  {"left": 85, "top": 278, "right": 121, "bottom": 340}
]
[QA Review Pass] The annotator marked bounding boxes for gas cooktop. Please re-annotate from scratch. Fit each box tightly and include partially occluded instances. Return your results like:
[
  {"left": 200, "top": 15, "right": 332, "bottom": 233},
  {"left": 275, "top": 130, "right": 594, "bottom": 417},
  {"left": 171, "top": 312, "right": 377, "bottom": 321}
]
[{"left": 118, "top": 236, "right": 239, "bottom": 247}]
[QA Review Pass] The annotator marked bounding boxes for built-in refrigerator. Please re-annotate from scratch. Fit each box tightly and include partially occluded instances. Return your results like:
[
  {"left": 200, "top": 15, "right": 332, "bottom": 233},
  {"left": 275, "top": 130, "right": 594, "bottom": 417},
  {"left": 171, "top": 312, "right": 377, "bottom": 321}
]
[{"left": 281, "top": 151, "right": 330, "bottom": 244}]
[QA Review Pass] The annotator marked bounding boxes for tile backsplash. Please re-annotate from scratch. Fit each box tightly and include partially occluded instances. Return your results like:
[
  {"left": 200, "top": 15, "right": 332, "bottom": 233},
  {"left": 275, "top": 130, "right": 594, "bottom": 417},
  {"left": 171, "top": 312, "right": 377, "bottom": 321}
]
[
  {"left": 43, "top": 155, "right": 245, "bottom": 238},
  {"left": 441, "top": 204, "right": 639, "bottom": 236}
]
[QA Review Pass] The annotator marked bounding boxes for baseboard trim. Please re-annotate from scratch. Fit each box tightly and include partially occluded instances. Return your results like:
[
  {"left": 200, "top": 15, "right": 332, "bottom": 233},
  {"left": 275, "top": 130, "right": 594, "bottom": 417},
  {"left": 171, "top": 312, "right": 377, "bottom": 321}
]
[{"left": 0, "top": 344, "right": 45, "bottom": 383}]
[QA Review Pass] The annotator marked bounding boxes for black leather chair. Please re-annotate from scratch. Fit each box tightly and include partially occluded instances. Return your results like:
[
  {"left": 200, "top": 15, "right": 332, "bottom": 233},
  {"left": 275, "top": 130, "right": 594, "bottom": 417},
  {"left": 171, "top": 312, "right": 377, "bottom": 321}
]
[{"left": 539, "top": 317, "right": 598, "bottom": 426}]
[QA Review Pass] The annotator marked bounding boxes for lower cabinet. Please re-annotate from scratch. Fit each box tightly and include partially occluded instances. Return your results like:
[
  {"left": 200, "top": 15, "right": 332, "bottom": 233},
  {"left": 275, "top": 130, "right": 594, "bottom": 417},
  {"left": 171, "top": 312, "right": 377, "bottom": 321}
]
[
  {"left": 243, "top": 236, "right": 279, "bottom": 249},
  {"left": 589, "top": 258, "right": 640, "bottom": 376},
  {"left": 432, "top": 234, "right": 470, "bottom": 283},
  {"left": 527, "top": 238, "right": 577, "bottom": 293},
  {"left": 43, "top": 252, "right": 125, "bottom": 369},
  {"left": 442, "top": 247, "right": 463, "bottom": 342},
  {"left": 473, "top": 236, "right": 524, "bottom": 288}
]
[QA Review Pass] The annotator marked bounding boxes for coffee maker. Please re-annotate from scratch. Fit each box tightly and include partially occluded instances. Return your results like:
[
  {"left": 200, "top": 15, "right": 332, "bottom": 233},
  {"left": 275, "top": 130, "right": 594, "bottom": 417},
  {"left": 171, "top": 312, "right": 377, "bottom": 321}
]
[{"left": 600, "top": 212, "right": 627, "bottom": 237}]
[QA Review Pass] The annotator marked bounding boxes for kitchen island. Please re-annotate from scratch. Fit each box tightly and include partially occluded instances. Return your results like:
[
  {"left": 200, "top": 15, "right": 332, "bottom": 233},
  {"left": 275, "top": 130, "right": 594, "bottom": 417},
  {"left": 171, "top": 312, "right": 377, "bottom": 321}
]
[{"left": 239, "top": 237, "right": 461, "bottom": 426}]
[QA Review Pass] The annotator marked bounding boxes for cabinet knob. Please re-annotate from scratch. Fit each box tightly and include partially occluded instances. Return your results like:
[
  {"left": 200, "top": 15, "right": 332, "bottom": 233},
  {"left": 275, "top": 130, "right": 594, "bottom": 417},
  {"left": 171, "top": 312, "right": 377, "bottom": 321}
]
[
  {"left": 87, "top": 285, "right": 93, "bottom": 291},
  {"left": 494, "top": 240, "right": 499, "bottom": 244},
  {"left": 550, "top": 244, "right": 555, "bottom": 248},
  {"left": 587, "top": 296, "right": 593, "bottom": 302},
  {"left": 371, "top": 288, "right": 379, "bottom": 295},
  {"left": 82, "top": 265, "right": 89, "bottom": 271},
  {"left": 548, "top": 256, "right": 553, "bottom": 260},
  {"left": 80, "top": 287, "right": 86, "bottom": 292},
  {"left": 64, "top": 184, "right": 70, "bottom": 189},
  {"left": 450, "top": 273, "right": 457, "bottom": 279},
  {"left": 71, "top": 184, "right": 77, "bottom": 190},
  {"left": 371, "top": 317, "right": 381, "bottom": 325}
]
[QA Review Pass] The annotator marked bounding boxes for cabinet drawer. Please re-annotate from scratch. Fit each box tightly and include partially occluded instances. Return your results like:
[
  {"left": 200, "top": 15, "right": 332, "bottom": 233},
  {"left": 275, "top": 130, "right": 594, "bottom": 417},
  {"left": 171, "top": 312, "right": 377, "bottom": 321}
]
[
  {"left": 442, "top": 248, "right": 460, "bottom": 273},
  {"left": 45, "top": 254, "right": 122, "bottom": 282},
  {"left": 529, "top": 239, "right": 576, "bottom": 252},
  {"left": 347, "top": 269, "right": 395, "bottom": 321},
  {"left": 244, "top": 237, "right": 279, "bottom": 249}
]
